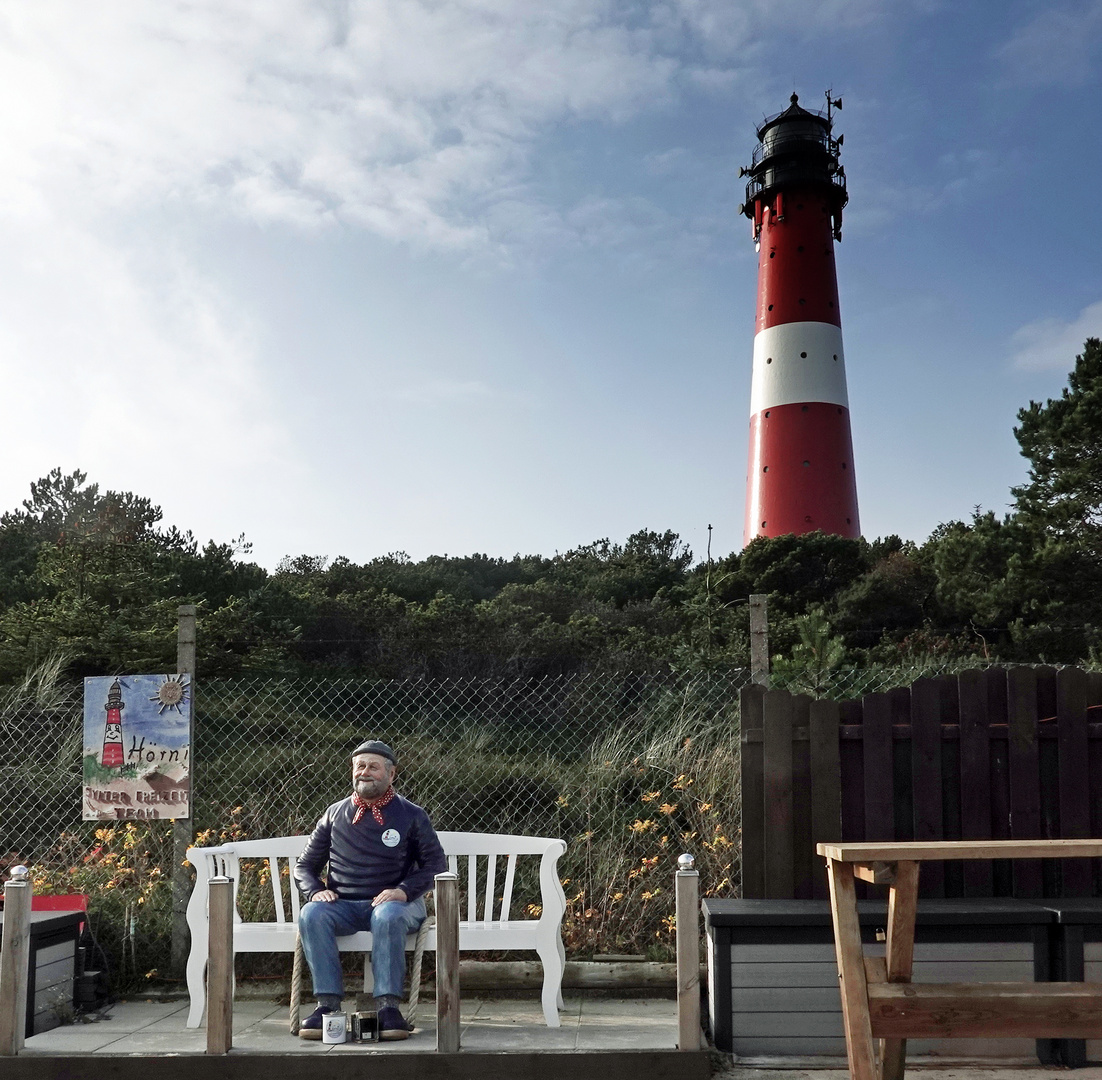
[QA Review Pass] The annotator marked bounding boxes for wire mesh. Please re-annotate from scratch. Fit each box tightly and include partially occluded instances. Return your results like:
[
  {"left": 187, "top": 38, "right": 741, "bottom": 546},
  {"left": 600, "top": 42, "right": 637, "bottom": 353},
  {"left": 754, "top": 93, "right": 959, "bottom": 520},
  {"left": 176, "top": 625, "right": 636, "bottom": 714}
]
[{"left": 0, "top": 664, "right": 987, "bottom": 989}]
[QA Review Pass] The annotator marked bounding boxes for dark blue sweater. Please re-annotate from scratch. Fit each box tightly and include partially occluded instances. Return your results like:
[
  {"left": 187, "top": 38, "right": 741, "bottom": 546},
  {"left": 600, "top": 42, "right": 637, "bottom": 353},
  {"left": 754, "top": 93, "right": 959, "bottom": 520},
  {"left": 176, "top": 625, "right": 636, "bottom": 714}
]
[{"left": 293, "top": 792, "right": 447, "bottom": 903}]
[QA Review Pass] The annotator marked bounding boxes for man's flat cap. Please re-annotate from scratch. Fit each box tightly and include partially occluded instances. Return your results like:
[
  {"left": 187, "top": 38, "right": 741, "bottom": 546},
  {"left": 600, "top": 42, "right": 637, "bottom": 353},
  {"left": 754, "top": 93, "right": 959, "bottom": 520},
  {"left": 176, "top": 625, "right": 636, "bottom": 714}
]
[{"left": 351, "top": 740, "right": 397, "bottom": 765}]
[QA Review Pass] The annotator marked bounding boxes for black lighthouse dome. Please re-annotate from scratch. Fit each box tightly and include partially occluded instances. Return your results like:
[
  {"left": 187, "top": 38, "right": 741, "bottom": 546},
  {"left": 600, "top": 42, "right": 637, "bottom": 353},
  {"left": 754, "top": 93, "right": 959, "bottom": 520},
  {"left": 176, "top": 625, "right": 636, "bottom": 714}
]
[{"left": 741, "top": 92, "right": 847, "bottom": 225}]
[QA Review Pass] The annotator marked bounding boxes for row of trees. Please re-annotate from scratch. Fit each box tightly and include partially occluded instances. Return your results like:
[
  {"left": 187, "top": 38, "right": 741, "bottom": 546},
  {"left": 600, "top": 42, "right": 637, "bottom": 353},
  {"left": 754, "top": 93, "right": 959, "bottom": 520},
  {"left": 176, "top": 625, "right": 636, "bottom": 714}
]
[{"left": 2, "top": 340, "right": 1100, "bottom": 682}]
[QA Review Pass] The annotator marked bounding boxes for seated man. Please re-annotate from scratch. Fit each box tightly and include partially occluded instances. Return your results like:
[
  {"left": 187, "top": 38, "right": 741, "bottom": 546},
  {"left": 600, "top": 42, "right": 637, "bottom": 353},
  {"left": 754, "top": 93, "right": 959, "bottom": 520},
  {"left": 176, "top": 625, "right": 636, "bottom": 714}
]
[{"left": 293, "top": 739, "right": 447, "bottom": 1040}]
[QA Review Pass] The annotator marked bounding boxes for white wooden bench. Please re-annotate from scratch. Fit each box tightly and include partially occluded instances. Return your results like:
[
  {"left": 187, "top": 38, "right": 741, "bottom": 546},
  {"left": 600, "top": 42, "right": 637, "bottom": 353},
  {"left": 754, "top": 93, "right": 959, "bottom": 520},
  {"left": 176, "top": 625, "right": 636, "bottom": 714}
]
[{"left": 185, "top": 831, "right": 568, "bottom": 1028}]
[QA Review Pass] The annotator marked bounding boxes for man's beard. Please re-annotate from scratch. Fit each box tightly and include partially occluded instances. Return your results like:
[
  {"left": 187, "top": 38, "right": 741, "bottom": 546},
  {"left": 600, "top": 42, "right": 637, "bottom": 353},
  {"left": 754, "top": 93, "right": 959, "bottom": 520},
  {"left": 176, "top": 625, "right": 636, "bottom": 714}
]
[{"left": 355, "top": 778, "right": 388, "bottom": 799}]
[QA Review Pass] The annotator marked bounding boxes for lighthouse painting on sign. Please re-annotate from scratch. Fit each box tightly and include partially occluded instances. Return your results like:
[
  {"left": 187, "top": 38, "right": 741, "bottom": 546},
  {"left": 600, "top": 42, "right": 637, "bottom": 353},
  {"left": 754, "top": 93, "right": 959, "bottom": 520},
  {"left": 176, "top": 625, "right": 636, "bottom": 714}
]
[{"left": 82, "top": 674, "right": 191, "bottom": 820}]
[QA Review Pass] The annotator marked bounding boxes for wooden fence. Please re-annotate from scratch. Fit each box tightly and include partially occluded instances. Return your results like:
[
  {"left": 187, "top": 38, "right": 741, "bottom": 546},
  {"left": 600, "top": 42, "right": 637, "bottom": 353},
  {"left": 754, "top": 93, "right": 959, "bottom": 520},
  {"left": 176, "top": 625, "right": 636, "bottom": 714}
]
[{"left": 740, "top": 666, "right": 1102, "bottom": 900}]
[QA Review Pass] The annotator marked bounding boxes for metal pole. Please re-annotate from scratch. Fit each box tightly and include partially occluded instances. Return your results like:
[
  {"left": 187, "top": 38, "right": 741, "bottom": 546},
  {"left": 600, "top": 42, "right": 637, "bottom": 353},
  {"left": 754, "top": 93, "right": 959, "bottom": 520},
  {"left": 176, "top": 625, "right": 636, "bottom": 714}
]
[
  {"left": 434, "top": 871, "right": 460, "bottom": 1052},
  {"left": 0, "top": 866, "right": 32, "bottom": 1055},
  {"left": 750, "top": 593, "right": 769, "bottom": 686},
  {"left": 676, "top": 853, "right": 701, "bottom": 1051},
  {"left": 172, "top": 604, "right": 197, "bottom": 976},
  {"left": 206, "top": 876, "right": 234, "bottom": 1054}
]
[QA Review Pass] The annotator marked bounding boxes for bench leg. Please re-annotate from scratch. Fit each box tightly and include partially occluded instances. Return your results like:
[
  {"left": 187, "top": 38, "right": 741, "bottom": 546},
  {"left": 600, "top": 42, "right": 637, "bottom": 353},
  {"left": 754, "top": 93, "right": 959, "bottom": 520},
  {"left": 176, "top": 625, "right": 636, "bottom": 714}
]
[
  {"left": 186, "top": 937, "right": 207, "bottom": 1028},
  {"left": 536, "top": 935, "right": 564, "bottom": 1028},
  {"left": 827, "top": 859, "right": 877, "bottom": 1080},
  {"left": 556, "top": 934, "right": 565, "bottom": 1009},
  {"left": 880, "top": 860, "right": 919, "bottom": 1080}
]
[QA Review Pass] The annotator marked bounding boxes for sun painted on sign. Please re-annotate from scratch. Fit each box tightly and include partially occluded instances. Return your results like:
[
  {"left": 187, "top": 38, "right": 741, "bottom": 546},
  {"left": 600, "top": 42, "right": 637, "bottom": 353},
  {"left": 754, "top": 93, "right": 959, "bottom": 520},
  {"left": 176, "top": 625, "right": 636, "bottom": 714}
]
[{"left": 83, "top": 674, "right": 192, "bottom": 820}]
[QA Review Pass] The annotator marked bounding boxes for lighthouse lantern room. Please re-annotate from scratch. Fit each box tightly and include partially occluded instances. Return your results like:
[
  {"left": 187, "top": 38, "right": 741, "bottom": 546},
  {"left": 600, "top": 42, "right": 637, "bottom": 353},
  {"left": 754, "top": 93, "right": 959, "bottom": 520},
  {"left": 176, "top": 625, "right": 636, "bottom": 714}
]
[{"left": 739, "top": 92, "right": 860, "bottom": 544}]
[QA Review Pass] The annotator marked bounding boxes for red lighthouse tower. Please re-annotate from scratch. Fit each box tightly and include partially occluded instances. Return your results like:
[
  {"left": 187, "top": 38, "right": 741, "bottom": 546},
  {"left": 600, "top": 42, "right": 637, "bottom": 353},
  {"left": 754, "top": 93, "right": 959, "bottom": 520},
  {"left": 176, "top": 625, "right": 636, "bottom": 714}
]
[
  {"left": 101, "top": 677, "right": 124, "bottom": 768},
  {"left": 740, "top": 92, "right": 859, "bottom": 544}
]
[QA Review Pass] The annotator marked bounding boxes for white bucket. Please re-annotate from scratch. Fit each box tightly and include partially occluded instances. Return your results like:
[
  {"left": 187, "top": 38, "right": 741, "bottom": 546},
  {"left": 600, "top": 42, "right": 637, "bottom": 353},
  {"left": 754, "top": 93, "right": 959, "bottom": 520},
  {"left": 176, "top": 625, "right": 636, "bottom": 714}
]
[{"left": 322, "top": 1012, "right": 348, "bottom": 1044}]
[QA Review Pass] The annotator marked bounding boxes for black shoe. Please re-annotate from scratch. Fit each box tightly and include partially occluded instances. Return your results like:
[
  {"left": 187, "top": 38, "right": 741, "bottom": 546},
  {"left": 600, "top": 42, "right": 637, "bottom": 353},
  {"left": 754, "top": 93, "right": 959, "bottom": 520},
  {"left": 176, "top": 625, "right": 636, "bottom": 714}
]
[
  {"left": 298, "top": 1004, "right": 336, "bottom": 1040},
  {"left": 377, "top": 1005, "right": 412, "bottom": 1041}
]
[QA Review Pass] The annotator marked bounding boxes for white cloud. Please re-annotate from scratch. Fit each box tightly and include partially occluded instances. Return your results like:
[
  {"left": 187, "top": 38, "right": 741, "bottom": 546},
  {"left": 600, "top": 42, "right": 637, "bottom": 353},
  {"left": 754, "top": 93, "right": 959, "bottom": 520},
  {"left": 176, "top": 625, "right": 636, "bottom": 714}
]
[
  {"left": 1009, "top": 299, "right": 1102, "bottom": 371},
  {"left": 994, "top": 1, "right": 1102, "bottom": 88},
  {"left": 0, "top": 1, "right": 687, "bottom": 245}
]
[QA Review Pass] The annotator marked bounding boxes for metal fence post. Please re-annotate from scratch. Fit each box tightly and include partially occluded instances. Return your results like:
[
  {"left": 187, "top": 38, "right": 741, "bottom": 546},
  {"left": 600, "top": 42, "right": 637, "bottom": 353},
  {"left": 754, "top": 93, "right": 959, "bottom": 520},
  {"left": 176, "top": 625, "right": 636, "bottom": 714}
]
[
  {"left": 435, "top": 871, "right": 460, "bottom": 1052},
  {"left": 206, "top": 876, "right": 234, "bottom": 1054},
  {"left": 172, "top": 604, "right": 197, "bottom": 977},
  {"left": 676, "top": 853, "right": 701, "bottom": 1051},
  {"left": 0, "top": 865, "right": 32, "bottom": 1055}
]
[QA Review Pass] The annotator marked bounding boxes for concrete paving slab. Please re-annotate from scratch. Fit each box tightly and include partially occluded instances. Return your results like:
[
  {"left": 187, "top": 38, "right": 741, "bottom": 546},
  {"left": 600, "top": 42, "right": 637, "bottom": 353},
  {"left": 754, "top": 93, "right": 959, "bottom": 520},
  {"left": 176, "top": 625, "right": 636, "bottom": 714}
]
[
  {"left": 52, "top": 1000, "right": 189, "bottom": 1033},
  {"left": 20, "top": 1028, "right": 129, "bottom": 1054},
  {"left": 96, "top": 1031, "right": 209, "bottom": 1053}
]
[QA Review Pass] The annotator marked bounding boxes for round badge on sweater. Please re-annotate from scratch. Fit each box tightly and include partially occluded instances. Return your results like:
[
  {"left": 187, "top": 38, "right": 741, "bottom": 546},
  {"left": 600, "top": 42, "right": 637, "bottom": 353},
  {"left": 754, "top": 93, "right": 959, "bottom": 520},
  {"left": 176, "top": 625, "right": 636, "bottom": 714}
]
[{"left": 381, "top": 829, "right": 401, "bottom": 847}]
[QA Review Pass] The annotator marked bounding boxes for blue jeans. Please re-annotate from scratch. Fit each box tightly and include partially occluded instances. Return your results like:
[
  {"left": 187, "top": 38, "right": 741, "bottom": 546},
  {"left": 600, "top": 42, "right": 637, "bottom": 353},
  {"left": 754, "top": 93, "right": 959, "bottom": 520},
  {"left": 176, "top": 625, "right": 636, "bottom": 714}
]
[{"left": 298, "top": 896, "right": 427, "bottom": 1000}]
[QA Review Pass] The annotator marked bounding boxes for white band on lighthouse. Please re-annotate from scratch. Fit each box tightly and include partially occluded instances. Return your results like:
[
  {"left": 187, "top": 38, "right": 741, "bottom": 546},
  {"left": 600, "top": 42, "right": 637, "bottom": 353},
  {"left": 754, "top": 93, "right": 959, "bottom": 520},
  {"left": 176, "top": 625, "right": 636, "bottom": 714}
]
[{"left": 750, "top": 321, "right": 849, "bottom": 415}]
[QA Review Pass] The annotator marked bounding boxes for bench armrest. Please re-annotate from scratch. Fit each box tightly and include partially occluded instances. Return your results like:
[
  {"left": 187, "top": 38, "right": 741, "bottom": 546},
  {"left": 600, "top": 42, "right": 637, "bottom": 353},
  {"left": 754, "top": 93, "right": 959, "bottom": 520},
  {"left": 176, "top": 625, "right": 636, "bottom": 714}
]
[{"left": 537, "top": 839, "right": 568, "bottom": 930}]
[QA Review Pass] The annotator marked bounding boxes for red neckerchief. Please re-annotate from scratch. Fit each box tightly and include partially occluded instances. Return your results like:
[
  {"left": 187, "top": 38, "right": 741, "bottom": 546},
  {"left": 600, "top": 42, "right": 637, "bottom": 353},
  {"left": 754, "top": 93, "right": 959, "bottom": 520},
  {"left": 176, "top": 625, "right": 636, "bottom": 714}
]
[{"left": 351, "top": 786, "right": 396, "bottom": 826}]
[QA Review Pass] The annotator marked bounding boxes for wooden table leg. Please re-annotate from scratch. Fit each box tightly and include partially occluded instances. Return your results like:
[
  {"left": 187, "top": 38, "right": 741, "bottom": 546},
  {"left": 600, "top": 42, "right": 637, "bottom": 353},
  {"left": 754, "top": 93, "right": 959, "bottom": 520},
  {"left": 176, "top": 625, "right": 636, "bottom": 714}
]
[
  {"left": 880, "top": 860, "right": 919, "bottom": 1080},
  {"left": 827, "top": 858, "right": 877, "bottom": 1080}
]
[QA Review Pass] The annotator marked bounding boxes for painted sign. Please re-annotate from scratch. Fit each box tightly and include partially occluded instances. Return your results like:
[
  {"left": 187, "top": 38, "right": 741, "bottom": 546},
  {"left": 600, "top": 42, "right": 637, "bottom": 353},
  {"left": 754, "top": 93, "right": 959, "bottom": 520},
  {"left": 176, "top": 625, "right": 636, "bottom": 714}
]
[{"left": 83, "top": 674, "right": 191, "bottom": 820}]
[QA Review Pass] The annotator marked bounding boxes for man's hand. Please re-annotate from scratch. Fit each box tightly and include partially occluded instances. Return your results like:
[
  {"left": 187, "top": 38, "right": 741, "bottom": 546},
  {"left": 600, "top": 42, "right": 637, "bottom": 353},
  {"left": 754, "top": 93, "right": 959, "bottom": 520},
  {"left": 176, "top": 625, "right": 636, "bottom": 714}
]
[
  {"left": 372, "top": 888, "right": 408, "bottom": 906},
  {"left": 312, "top": 889, "right": 339, "bottom": 902}
]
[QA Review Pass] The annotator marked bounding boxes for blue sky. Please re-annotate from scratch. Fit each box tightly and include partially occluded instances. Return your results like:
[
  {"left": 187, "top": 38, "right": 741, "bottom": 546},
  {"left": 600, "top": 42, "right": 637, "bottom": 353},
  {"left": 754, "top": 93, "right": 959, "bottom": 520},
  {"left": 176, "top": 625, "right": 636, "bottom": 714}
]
[{"left": 1, "top": 1, "right": 1099, "bottom": 568}]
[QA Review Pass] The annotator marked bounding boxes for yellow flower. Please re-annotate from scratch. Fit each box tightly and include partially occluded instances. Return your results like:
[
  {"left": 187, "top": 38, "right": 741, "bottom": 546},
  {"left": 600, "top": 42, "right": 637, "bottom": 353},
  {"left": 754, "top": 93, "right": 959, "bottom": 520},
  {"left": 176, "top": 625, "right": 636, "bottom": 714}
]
[
  {"left": 698, "top": 802, "right": 712, "bottom": 812},
  {"left": 658, "top": 803, "right": 678, "bottom": 815},
  {"left": 527, "top": 903, "right": 543, "bottom": 917},
  {"left": 640, "top": 791, "right": 661, "bottom": 803},
  {"left": 556, "top": 795, "right": 569, "bottom": 808},
  {"left": 672, "top": 774, "right": 693, "bottom": 790},
  {"left": 630, "top": 819, "right": 657, "bottom": 834}
]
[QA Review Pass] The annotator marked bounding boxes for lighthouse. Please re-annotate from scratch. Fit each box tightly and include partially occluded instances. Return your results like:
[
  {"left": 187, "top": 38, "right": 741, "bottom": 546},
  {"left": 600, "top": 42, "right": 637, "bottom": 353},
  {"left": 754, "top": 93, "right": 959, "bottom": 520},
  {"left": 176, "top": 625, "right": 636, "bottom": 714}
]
[
  {"left": 740, "top": 92, "right": 859, "bottom": 544},
  {"left": 101, "top": 678, "right": 124, "bottom": 768}
]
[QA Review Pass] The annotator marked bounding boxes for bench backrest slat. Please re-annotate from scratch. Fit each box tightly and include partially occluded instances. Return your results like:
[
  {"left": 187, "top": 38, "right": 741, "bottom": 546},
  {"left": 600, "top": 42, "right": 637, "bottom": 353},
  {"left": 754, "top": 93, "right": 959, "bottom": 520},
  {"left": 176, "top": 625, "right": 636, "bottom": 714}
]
[
  {"left": 467, "top": 854, "right": 478, "bottom": 923},
  {"left": 269, "top": 857, "right": 283, "bottom": 923},
  {"left": 484, "top": 854, "right": 497, "bottom": 927},
  {"left": 500, "top": 854, "right": 517, "bottom": 923}
]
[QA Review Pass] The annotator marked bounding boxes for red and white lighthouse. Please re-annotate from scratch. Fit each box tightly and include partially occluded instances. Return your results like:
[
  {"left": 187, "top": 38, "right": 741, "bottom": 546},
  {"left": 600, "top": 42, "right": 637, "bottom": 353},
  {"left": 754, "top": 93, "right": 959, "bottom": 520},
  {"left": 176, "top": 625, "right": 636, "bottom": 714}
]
[
  {"left": 740, "top": 92, "right": 859, "bottom": 544},
  {"left": 101, "top": 677, "right": 124, "bottom": 768}
]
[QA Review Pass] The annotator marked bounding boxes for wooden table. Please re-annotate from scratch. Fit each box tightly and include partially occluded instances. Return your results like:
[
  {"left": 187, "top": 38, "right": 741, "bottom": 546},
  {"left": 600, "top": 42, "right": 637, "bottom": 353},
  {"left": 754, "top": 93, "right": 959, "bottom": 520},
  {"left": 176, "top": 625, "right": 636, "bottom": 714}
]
[{"left": 817, "top": 840, "right": 1102, "bottom": 1080}]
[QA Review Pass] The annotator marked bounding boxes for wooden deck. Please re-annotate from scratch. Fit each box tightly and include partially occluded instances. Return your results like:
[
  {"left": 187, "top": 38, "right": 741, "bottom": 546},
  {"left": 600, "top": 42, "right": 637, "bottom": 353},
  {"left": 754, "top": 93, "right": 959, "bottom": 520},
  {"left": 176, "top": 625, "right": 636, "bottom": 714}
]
[{"left": 8, "top": 995, "right": 711, "bottom": 1080}]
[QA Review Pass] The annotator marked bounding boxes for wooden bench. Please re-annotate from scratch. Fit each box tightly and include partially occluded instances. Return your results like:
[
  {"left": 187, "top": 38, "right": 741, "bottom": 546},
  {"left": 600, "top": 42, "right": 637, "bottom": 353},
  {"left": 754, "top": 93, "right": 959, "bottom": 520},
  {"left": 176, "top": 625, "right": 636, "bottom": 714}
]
[
  {"left": 818, "top": 840, "right": 1102, "bottom": 1080},
  {"left": 185, "top": 831, "right": 568, "bottom": 1029}
]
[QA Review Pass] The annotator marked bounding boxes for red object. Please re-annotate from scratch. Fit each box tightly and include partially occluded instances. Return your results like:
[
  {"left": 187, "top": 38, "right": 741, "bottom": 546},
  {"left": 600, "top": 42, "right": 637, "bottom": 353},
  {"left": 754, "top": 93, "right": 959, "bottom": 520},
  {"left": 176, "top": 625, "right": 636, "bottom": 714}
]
[
  {"left": 32, "top": 894, "right": 88, "bottom": 913},
  {"left": 740, "top": 95, "right": 860, "bottom": 544},
  {"left": 32, "top": 893, "right": 88, "bottom": 934}
]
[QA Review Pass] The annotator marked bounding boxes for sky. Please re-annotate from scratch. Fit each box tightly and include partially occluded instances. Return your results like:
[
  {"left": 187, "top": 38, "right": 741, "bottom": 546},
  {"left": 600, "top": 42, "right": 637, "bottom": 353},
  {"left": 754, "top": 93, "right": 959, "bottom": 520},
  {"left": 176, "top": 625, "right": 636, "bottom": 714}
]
[{"left": 1, "top": 0, "right": 1100, "bottom": 569}]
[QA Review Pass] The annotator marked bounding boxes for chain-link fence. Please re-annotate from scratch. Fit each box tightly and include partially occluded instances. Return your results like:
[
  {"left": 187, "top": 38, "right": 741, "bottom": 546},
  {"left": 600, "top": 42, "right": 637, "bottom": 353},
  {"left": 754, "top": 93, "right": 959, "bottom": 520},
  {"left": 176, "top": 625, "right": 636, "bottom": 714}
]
[{"left": 0, "top": 662, "right": 991, "bottom": 992}]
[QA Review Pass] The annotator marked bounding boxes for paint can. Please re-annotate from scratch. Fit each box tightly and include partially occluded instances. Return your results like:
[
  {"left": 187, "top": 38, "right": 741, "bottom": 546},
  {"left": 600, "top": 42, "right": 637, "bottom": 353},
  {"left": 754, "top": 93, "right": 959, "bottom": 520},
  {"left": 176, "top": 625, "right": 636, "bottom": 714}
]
[{"left": 322, "top": 1011, "right": 348, "bottom": 1043}]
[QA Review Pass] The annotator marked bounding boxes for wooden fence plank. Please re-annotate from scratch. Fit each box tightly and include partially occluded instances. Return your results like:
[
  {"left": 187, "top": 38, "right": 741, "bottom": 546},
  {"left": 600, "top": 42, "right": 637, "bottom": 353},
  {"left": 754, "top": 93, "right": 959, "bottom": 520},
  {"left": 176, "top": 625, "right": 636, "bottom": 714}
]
[
  {"left": 862, "top": 693, "right": 895, "bottom": 842},
  {"left": 959, "top": 670, "right": 994, "bottom": 897},
  {"left": 890, "top": 688, "right": 914, "bottom": 842},
  {"left": 1036, "top": 667, "right": 1061, "bottom": 897},
  {"left": 910, "top": 678, "right": 944, "bottom": 898},
  {"left": 940, "top": 676, "right": 964, "bottom": 898},
  {"left": 763, "top": 689, "right": 795, "bottom": 899},
  {"left": 1057, "top": 667, "right": 1092, "bottom": 897},
  {"left": 810, "top": 698, "right": 842, "bottom": 901},
  {"left": 1007, "top": 667, "right": 1043, "bottom": 898},
  {"left": 840, "top": 698, "right": 865, "bottom": 843},
  {"left": 791, "top": 694, "right": 815, "bottom": 899},
  {"left": 739, "top": 684, "right": 766, "bottom": 899},
  {"left": 986, "top": 669, "right": 1012, "bottom": 896}
]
